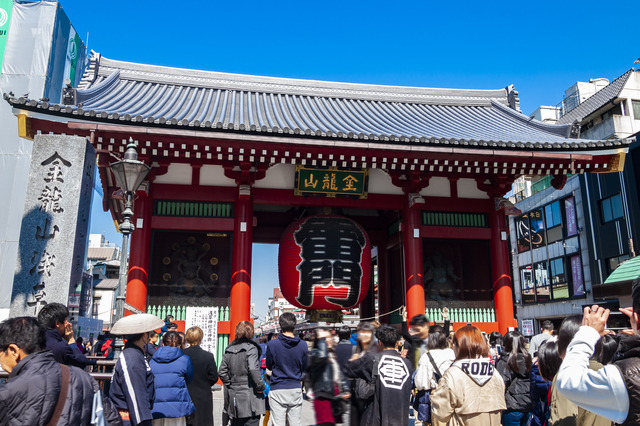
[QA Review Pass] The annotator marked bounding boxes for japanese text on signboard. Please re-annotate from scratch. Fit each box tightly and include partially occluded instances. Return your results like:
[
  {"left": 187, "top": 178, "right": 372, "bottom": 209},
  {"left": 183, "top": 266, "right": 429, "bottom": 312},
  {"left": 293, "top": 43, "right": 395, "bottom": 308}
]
[
  {"left": 295, "top": 166, "right": 369, "bottom": 199},
  {"left": 185, "top": 307, "right": 218, "bottom": 356}
]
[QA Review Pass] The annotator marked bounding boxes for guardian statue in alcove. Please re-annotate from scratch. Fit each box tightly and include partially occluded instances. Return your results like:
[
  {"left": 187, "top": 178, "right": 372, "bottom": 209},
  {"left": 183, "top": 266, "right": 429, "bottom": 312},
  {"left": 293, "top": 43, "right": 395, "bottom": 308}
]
[{"left": 424, "top": 252, "right": 460, "bottom": 302}]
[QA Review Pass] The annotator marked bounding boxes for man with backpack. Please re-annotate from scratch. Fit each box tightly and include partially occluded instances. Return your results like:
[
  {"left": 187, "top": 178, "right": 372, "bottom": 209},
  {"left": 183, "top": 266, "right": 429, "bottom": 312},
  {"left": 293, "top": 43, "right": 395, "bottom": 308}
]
[{"left": 345, "top": 324, "right": 413, "bottom": 426}]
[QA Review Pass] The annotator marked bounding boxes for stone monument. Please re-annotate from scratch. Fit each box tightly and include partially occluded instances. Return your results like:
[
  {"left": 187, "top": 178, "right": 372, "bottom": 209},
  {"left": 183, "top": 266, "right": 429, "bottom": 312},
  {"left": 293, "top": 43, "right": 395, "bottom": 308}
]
[{"left": 10, "top": 134, "right": 96, "bottom": 317}]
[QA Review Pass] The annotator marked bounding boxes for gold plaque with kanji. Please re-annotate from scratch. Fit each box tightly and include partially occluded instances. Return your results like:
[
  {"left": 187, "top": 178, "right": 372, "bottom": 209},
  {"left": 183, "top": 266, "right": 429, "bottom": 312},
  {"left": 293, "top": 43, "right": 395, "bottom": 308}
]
[{"left": 294, "top": 166, "right": 369, "bottom": 199}]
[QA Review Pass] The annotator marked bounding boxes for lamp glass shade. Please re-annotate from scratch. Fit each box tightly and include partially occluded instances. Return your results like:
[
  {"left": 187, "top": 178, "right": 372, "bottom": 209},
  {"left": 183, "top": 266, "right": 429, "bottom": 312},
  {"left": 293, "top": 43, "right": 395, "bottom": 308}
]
[{"left": 110, "top": 159, "right": 151, "bottom": 193}]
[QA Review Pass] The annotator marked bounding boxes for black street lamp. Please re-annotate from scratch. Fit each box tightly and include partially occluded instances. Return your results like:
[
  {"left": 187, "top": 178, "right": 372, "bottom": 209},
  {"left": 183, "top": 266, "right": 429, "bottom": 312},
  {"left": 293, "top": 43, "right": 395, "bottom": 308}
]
[{"left": 109, "top": 141, "right": 151, "bottom": 358}]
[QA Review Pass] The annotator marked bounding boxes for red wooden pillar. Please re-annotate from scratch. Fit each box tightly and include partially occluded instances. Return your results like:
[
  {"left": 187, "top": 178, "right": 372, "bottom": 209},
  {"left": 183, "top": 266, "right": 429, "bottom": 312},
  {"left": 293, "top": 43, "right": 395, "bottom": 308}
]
[
  {"left": 126, "top": 190, "right": 153, "bottom": 315},
  {"left": 359, "top": 247, "right": 377, "bottom": 320},
  {"left": 377, "top": 242, "right": 391, "bottom": 324},
  {"left": 230, "top": 184, "right": 253, "bottom": 340},
  {"left": 489, "top": 208, "right": 515, "bottom": 335},
  {"left": 403, "top": 203, "right": 425, "bottom": 321}
]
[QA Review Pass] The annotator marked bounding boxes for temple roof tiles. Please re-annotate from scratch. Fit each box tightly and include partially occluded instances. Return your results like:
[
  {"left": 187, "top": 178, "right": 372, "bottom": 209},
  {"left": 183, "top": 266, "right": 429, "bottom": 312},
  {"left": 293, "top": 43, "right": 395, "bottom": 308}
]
[{"left": 4, "top": 52, "right": 632, "bottom": 151}]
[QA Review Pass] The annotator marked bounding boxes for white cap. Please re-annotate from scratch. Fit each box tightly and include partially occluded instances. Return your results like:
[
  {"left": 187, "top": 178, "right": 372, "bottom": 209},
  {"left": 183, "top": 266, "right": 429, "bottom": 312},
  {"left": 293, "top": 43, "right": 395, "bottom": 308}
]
[{"left": 110, "top": 314, "right": 164, "bottom": 335}]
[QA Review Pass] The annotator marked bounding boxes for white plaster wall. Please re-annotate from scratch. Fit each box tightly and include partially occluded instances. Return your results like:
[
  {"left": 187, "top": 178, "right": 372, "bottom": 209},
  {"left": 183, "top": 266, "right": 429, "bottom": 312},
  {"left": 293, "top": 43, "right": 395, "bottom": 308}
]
[
  {"left": 254, "top": 164, "right": 295, "bottom": 189},
  {"left": 420, "top": 177, "right": 450, "bottom": 197},
  {"left": 94, "top": 290, "right": 114, "bottom": 326},
  {"left": 154, "top": 163, "right": 192, "bottom": 185},
  {"left": 199, "top": 164, "right": 237, "bottom": 187},
  {"left": 457, "top": 178, "right": 490, "bottom": 199},
  {"left": 368, "top": 169, "right": 404, "bottom": 195}
]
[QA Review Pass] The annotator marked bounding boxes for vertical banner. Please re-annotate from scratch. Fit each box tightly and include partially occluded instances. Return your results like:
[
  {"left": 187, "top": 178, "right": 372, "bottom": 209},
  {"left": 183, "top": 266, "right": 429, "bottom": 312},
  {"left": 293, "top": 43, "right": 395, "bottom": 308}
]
[
  {"left": 0, "top": 0, "right": 13, "bottom": 72},
  {"left": 571, "top": 255, "right": 584, "bottom": 296},
  {"left": 185, "top": 307, "right": 219, "bottom": 356},
  {"left": 80, "top": 272, "right": 93, "bottom": 317},
  {"left": 62, "top": 26, "right": 81, "bottom": 89},
  {"left": 565, "top": 196, "right": 577, "bottom": 237}
]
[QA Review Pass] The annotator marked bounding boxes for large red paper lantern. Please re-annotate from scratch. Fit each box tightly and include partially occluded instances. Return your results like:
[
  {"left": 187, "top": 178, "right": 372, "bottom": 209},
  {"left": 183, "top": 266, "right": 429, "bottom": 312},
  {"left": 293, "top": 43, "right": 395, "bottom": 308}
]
[{"left": 278, "top": 215, "right": 372, "bottom": 311}]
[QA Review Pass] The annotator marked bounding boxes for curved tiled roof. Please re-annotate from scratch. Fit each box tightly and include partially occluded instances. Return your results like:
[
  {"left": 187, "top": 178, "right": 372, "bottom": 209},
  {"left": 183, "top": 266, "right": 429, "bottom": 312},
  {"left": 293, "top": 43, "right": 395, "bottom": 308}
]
[
  {"left": 5, "top": 52, "right": 631, "bottom": 150},
  {"left": 557, "top": 69, "right": 634, "bottom": 125}
]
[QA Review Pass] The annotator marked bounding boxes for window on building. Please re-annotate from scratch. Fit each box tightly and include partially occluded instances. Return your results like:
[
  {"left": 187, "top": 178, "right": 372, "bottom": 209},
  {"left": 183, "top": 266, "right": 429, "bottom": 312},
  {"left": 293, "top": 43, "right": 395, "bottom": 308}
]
[
  {"left": 534, "top": 261, "right": 551, "bottom": 302},
  {"left": 550, "top": 257, "right": 569, "bottom": 299},
  {"left": 601, "top": 194, "right": 624, "bottom": 223},
  {"left": 545, "top": 201, "right": 563, "bottom": 243},
  {"left": 521, "top": 267, "right": 536, "bottom": 304},
  {"left": 606, "top": 254, "right": 631, "bottom": 278},
  {"left": 633, "top": 100, "right": 640, "bottom": 120}
]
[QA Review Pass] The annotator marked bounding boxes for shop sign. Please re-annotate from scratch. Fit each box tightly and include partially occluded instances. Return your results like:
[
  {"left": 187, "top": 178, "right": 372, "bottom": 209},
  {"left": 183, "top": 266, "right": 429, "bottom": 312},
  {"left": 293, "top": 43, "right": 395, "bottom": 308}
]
[
  {"left": 522, "top": 319, "right": 534, "bottom": 336},
  {"left": 565, "top": 196, "right": 577, "bottom": 237},
  {"left": 294, "top": 166, "right": 369, "bottom": 199},
  {"left": 571, "top": 254, "right": 584, "bottom": 296}
]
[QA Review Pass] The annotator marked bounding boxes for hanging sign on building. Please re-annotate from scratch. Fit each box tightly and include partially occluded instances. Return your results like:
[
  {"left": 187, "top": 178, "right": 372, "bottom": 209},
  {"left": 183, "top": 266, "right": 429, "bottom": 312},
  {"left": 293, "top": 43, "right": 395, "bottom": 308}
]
[
  {"left": 521, "top": 319, "right": 534, "bottom": 337},
  {"left": 185, "top": 306, "right": 218, "bottom": 356},
  {"left": 278, "top": 215, "right": 372, "bottom": 311},
  {"left": 571, "top": 255, "right": 584, "bottom": 296},
  {"left": 565, "top": 196, "right": 577, "bottom": 237},
  {"left": 294, "top": 166, "right": 369, "bottom": 199}
]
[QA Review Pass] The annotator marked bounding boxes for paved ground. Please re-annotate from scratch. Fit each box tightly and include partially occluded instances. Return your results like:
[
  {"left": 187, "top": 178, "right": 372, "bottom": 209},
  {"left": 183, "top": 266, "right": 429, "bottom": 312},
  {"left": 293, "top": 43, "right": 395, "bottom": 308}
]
[
  {"left": 212, "top": 388, "right": 316, "bottom": 425},
  {"left": 213, "top": 388, "right": 416, "bottom": 426}
]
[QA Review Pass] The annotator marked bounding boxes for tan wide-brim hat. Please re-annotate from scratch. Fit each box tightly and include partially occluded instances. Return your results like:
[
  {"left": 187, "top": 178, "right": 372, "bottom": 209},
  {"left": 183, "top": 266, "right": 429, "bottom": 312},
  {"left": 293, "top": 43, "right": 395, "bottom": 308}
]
[{"left": 111, "top": 314, "right": 164, "bottom": 335}]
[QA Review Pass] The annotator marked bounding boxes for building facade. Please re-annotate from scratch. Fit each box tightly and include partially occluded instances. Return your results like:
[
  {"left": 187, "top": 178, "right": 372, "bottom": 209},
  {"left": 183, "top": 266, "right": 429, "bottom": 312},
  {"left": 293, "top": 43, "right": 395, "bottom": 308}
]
[
  {"left": 509, "top": 68, "right": 640, "bottom": 334},
  {"left": 267, "top": 288, "right": 300, "bottom": 321}
]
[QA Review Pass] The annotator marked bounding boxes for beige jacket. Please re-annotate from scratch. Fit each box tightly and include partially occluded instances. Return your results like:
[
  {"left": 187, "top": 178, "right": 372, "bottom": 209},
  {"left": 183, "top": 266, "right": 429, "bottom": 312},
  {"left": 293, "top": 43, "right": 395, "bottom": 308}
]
[{"left": 431, "top": 360, "right": 507, "bottom": 426}]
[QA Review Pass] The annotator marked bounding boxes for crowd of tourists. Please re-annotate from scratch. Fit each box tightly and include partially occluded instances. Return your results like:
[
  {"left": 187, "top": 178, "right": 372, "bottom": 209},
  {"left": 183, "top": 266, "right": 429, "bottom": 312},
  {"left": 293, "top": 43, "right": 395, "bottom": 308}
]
[{"left": 2, "top": 281, "right": 640, "bottom": 426}]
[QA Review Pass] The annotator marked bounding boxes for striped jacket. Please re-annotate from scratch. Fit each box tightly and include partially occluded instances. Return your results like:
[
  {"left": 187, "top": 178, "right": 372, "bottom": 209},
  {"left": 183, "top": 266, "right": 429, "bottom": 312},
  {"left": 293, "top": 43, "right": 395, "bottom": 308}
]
[{"left": 110, "top": 343, "right": 155, "bottom": 425}]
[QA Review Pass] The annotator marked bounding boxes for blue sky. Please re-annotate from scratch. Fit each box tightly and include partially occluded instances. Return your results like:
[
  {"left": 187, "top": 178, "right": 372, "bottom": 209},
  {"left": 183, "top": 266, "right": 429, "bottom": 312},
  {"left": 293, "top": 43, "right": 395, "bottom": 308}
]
[{"left": 79, "top": 0, "right": 639, "bottom": 317}]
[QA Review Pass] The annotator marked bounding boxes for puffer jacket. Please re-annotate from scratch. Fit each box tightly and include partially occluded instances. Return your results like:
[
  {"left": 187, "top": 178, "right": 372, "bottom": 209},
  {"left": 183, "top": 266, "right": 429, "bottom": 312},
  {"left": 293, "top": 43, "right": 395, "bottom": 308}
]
[
  {"left": 431, "top": 357, "right": 506, "bottom": 426},
  {"left": 0, "top": 351, "right": 96, "bottom": 426},
  {"left": 308, "top": 337, "right": 348, "bottom": 398},
  {"left": 497, "top": 353, "right": 533, "bottom": 412},
  {"left": 219, "top": 338, "right": 266, "bottom": 419},
  {"left": 530, "top": 362, "right": 551, "bottom": 426},
  {"left": 149, "top": 346, "right": 195, "bottom": 419}
]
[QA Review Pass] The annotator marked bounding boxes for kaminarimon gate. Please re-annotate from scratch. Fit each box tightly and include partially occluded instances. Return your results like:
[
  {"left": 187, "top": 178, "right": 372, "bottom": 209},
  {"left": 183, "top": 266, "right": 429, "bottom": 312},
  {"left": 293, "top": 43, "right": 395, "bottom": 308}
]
[{"left": 5, "top": 53, "right": 630, "bottom": 337}]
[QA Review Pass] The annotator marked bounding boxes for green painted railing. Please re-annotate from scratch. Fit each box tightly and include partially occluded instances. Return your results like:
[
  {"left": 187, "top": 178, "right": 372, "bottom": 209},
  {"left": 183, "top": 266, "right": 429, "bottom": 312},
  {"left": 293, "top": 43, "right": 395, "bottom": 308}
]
[
  {"left": 154, "top": 200, "right": 233, "bottom": 218},
  {"left": 148, "top": 305, "right": 231, "bottom": 368},
  {"left": 422, "top": 212, "right": 488, "bottom": 228},
  {"left": 216, "top": 335, "right": 229, "bottom": 368},
  {"left": 425, "top": 307, "right": 496, "bottom": 323}
]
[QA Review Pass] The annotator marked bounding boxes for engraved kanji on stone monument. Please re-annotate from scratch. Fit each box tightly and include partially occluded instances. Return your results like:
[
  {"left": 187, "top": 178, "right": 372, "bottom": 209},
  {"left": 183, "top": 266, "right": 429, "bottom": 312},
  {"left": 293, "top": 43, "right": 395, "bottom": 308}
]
[
  {"left": 11, "top": 135, "right": 96, "bottom": 318},
  {"left": 38, "top": 185, "right": 64, "bottom": 212},
  {"left": 27, "top": 281, "right": 47, "bottom": 315},
  {"left": 42, "top": 152, "right": 71, "bottom": 183},
  {"left": 36, "top": 218, "right": 60, "bottom": 240}
]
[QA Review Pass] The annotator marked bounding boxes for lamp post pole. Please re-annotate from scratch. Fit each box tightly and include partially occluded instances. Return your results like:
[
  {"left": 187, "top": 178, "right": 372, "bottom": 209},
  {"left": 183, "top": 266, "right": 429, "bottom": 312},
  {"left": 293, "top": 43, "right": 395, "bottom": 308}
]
[
  {"left": 109, "top": 142, "right": 150, "bottom": 359},
  {"left": 113, "top": 191, "right": 135, "bottom": 359}
]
